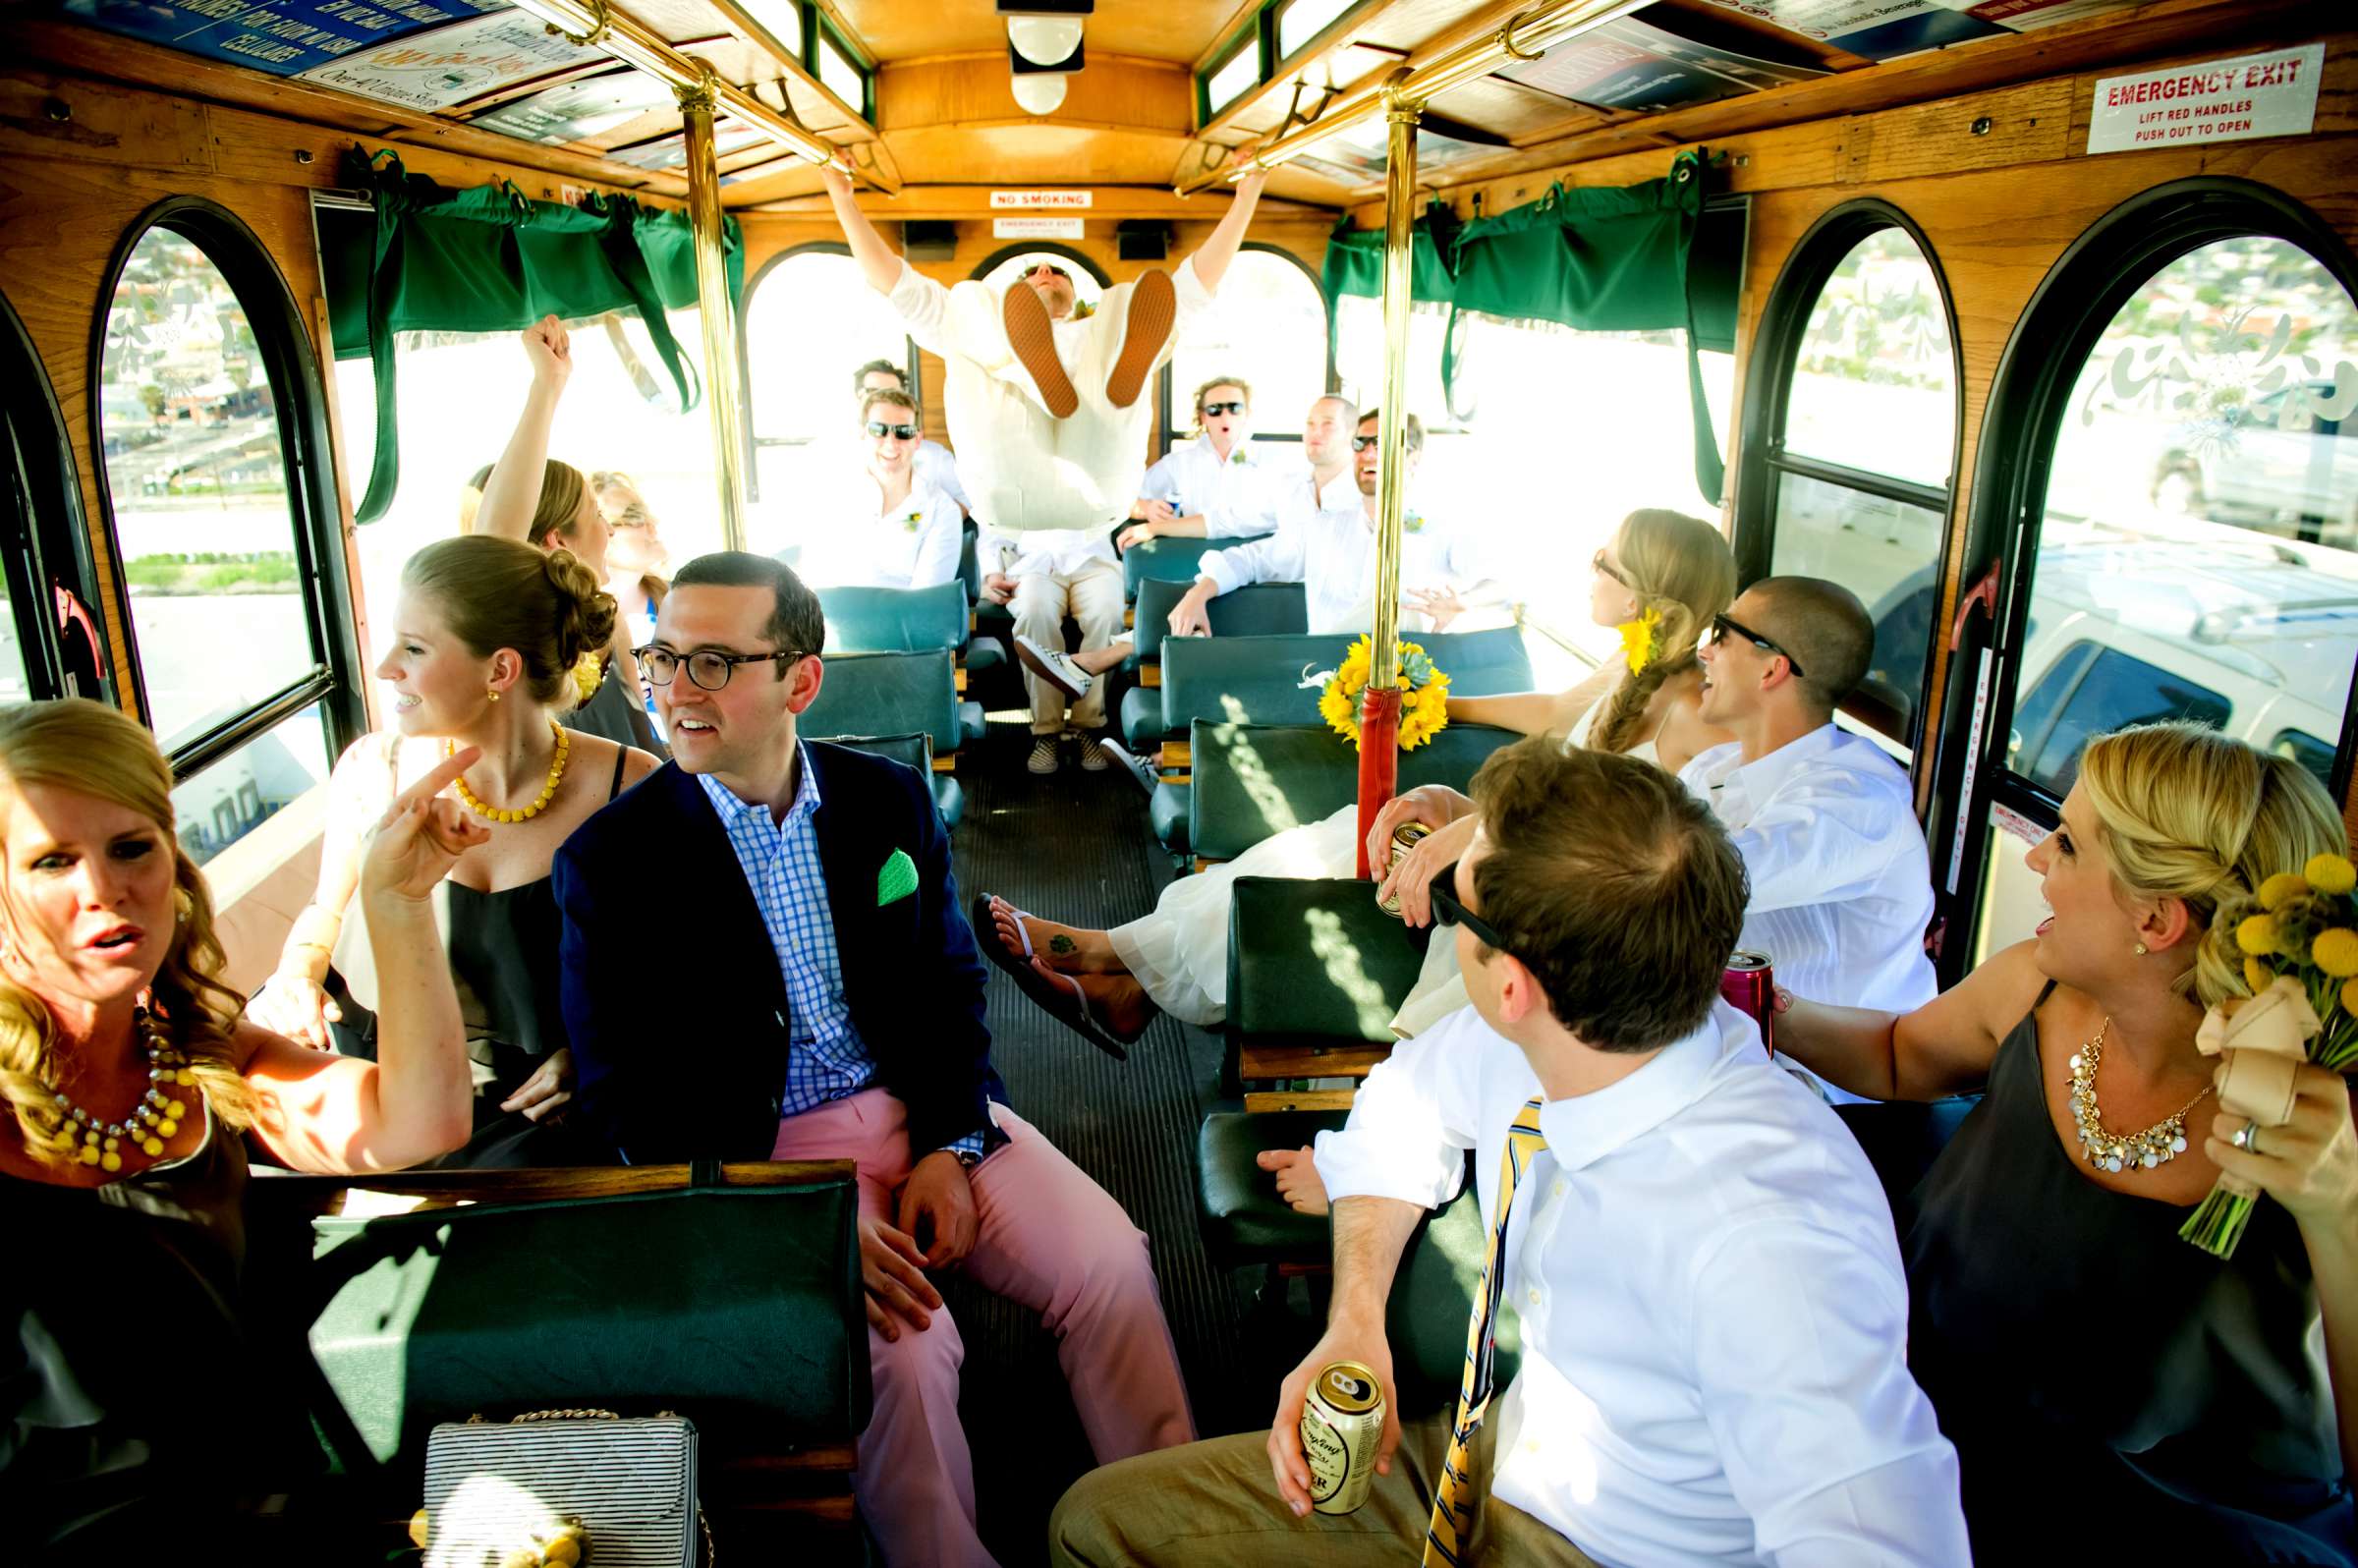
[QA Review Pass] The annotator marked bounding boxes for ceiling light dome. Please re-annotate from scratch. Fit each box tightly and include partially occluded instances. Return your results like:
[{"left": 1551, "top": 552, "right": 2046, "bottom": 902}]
[
  {"left": 1008, "top": 14, "right": 1084, "bottom": 67},
  {"left": 1011, "top": 72, "right": 1069, "bottom": 115}
]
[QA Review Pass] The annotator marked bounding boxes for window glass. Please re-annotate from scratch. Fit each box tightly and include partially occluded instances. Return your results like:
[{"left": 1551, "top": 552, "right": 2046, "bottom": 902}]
[
  {"left": 816, "top": 30, "right": 866, "bottom": 109},
  {"left": 2012, "top": 642, "right": 2232, "bottom": 797},
  {"left": 2015, "top": 234, "right": 2358, "bottom": 788},
  {"left": 1783, "top": 227, "right": 1955, "bottom": 487},
  {"left": 2272, "top": 726, "right": 2335, "bottom": 787},
  {"left": 170, "top": 700, "right": 330, "bottom": 867},
  {"left": 98, "top": 228, "right": 318, "bottom": 755},
  {"left": 1769, "top": 472, "right": 1942, "bottom": 749},
  {"left": 1207, "top": 36, "right": 1260, "bottom": 117},
  {"left": 1972, "top": 812, "right": 2053, "bottom": 968},
  {"left": 1279, "top": 0, "right": 1356, "bottom": 57},
  {"left": 1166, "top": 250, "right": 1325, "bottom": 457},
  {"left": 0, "top": 572, "right": 28, "bottom": 705}
]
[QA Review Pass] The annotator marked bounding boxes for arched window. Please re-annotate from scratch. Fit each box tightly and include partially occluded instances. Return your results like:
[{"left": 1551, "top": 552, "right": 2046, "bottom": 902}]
[
  {"left": 1162, "top": 244, "right": 1328, "bottom": 454},
  {"left": 0, "top": 289, "right": 110, "bottom": 705},
  {"left": 1740, "top": 203, "right": 1960, "bottom": 762},
  {"left": 973, "top": 244, "right": 1111, "bottom": 304},
  {"left": 91, "top": 199, "right": 363, "bottom": 867},
  {"left": 1940, "top": 181, "right": 2358, "bottom": 970},
  {"left": 743, "top": 242, "right": 915, "bottom": 553}
]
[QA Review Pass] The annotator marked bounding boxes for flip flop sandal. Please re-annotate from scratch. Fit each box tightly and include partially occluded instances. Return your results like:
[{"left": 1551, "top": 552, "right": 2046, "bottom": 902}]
[
  {"left": 1002, "top": 280, "right": 1079, "bottom": 419},
  {"left": 1104, "top": 269, "right": 1175, "bottom": 410},
  {"left": 972, "top": 894, "right": 1134, "bottom": 1060}
]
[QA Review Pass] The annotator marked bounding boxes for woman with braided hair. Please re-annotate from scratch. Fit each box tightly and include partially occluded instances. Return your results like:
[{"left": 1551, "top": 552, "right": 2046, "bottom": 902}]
[{"left": 982, "top": 509, "right": 1736, "bottom": 1048}]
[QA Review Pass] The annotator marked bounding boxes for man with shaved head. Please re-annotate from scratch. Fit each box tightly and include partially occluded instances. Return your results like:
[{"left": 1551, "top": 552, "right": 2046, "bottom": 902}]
[{"left": 1687, "top": 575, "right": 1936, "bottom": 1034}]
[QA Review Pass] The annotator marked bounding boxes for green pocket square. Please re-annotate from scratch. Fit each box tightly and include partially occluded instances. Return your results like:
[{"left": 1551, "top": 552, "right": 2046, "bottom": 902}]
[{"left": 877, "top": 848, "right": 920, "bottom": 907}]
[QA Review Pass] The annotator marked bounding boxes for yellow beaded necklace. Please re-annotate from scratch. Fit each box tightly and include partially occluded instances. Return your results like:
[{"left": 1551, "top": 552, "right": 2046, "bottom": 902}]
[
  {"left": 47, "top": 1006, "right": 200, "bottom": 1172},
  {"left": 448, "top": 721, "right": 570, "bottom": 824}
]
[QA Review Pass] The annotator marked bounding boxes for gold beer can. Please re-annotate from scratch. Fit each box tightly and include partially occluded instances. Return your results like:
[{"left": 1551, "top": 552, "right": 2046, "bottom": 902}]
[
  {"left": 1300, "top": 1361, "right": 1385, "bottom": 1514},
  {"left": 1377, "top": 820, "right": 1433, "bottom": 917}
]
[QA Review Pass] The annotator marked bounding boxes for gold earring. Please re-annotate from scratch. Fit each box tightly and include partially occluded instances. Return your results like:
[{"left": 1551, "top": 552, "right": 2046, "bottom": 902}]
[
  {"left": 487, "top": 687, "right": 501, "bottom": 702},
  {"left": 2134, "top": 941, "right": 2148, "bottom": 956}
]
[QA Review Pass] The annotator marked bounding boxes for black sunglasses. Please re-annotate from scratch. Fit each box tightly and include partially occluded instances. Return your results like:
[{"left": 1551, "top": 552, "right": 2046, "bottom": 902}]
[
  {"left": 1030, "top": 263, "right": 1071, "bottom": 281},
  {"left": 1427, "top": 859, "right": 1512, "bottom": 954},
  {"left": 1710, "top": 613, "right": 1807, "bottom": 679},
  {"left": 1350, "top": 433, "right": 1380, "bottom": 452},
  {"left": 866, "top": 420, "right": 920, "bottom": 441},
  {"left": 1201, "top": 400, "right": 1246, "bottom": 418},
  {"left": 1593, "top": 547, "right": 1628, "bottom": 588}
]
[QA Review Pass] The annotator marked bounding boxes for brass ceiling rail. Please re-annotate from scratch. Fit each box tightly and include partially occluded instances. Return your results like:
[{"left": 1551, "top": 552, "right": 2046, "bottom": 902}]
[
  {"left": 502, "top": 0, "right": 899, "bottom": 193},
  {"left": 1174, "top": 0, "right": 1645, "bottom": 196}
]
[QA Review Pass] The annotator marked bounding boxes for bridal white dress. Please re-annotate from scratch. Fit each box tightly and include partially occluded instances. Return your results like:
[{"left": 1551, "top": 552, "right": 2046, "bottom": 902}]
[{"left": 1107, "top": 694, "right": 1657, "bottom": 1035}]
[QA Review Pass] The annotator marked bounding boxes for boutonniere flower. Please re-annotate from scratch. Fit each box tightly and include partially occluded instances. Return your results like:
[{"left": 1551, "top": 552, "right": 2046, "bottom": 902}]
[
  {"left": 903, "top": 511, "right": 924, "bottom": 532},
  {"left": 1230, "top": 448, "right": 1248, "bottom": 466},
  {"left": 1401, "top": 512, "right": 1425, "bottom": 534}
]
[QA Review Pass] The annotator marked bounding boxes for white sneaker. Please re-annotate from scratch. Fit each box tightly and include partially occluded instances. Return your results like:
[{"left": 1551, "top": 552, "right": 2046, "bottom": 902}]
[
  {"left": 1015, "top": 635, "right": 1095, "bottom": 701},
  {"left": 1027, "top": 735, "right": 1061, "bottom": 774},
  {"left": 1077, "top": 735, "right": 1110, "bottom": 771}
]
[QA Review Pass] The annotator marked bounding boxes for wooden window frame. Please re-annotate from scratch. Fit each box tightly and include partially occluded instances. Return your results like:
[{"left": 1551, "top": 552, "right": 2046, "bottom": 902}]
[{"left": 0, "top": 288, "right": 113, "bottom": 704}]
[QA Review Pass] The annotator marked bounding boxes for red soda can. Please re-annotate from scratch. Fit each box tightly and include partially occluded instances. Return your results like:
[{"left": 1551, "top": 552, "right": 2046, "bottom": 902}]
[{"left": 1720, "top": 951, "right": 1774, "bottom": 1056}]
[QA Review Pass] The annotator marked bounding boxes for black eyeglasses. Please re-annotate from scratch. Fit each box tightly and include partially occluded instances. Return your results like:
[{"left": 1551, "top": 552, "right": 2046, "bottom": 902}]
[
  {"left": 865, "top": 420, "right": 920, "bottom": 441},
  {"left": 1030, "top": 264, "right": 1071, "bottom": 281},
  {"left": 1427, "top": 860, "right": 1513, "bottom": 954},
  {"left": 1350, "top": 433, "right": 1380, "bottom": 452},
  {"left": 1710, "top": 613, "right": 1807, "bottom": 679},
  {"left": 635, "top": 644, "right": 809, "bottom": 692},
  {"left": 1593, "top": 547, "right": 1628, "bottom": 588},
  {"left": 1201, "top": 400, "right": 1246, "bottom": 418}
]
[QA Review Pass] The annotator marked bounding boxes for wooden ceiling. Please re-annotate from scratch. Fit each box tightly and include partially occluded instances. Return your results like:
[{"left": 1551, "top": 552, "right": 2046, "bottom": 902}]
[{"left": 823, "top": 0, "right": 1262, "bottom": 66}]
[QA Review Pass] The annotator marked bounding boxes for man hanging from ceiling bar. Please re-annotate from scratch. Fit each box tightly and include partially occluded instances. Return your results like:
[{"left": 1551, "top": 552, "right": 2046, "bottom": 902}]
[{"left": 818, "top": 157, "right": 1269, "bottom": 534}]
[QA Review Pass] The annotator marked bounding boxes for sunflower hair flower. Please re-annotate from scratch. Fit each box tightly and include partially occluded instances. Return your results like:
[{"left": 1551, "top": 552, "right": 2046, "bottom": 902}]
[{"left": 1617, "top": 606, "right": 1662, "bottom": 675}]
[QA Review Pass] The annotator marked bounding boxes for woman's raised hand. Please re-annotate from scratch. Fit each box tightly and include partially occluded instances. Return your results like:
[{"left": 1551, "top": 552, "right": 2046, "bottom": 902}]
[
  {"left": 520, "top": 313, "right": 572, "bottom": 393},
  {"left": 248, "top": 971, "right": 343, "bottom": 1051},
  {"left": 2207, "top": 1062, "right": 2358, "bottom": 1237},
  {"left": 362, "top": 748, "right": 490, "bottom": 905}
]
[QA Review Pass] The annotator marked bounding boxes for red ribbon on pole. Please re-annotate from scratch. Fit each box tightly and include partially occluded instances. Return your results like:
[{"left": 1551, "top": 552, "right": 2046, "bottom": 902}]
[{"left": 1354, "top": 684, "right": 1403, "bottom": 878}]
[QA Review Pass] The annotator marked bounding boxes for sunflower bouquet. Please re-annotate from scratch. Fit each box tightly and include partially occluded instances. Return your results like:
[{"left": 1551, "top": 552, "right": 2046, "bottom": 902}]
[
  {"left": 2179, "top": 851, "right": 2358, "bottom": 1259},
  {"left": 1302, "top": 635, "right": 1451, "bottom": 752}
]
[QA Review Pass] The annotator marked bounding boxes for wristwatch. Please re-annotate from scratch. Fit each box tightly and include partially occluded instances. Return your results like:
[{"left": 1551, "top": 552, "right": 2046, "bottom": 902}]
[{"left": 952, "top": 1148, "right": 985, "bottom": 1171}]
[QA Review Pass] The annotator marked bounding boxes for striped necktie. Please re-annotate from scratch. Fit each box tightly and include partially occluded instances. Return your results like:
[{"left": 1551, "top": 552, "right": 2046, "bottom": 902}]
[{"left": 1423, "top": 1096, "right": 1547, "bottom": 1567}]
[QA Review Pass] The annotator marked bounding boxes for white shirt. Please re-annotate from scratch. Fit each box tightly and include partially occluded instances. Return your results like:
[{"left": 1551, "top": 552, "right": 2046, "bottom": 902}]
[
  {"left": 977, "top": 522, "right": 1117, "bottom": 580},
  {"left": 1203, "top": 486, "right": 1485, "bottom": 634},
  {"left": 799, "top": 472, "right": 964, "bottom": 591},
  {"left": 1198, "top": 458, "right": 1330, "bottom": 540},
  {"left": 1679, "top": 725, "right": 1938, "bottom": 1015},
  {"left": 1139, "top": 433, "right": 1295, "bottom": 531},
  {"left": 914, "top": 439, "right": 970, "bottom": 512},
  {"left": 1315, "top": 1004, "right": 1968, "bottom": 1568}
]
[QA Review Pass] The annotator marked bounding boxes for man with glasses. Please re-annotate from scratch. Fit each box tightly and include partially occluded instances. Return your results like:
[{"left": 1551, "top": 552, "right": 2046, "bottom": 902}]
[
  {"left": 800, "top": 386, "right": 963, "bottom": 590},
  {"left": 552, "top": 552, "right": 1195, "bottom": 1568},
  {"left": 819, "top": 158, "right": 1269, "bottom": 535},
  {"left": 1048, "top": 741, "right": 1966, "bottom": 1566},
  {"left": 856, "top": 360, "right": 971, "bottom": 513}
]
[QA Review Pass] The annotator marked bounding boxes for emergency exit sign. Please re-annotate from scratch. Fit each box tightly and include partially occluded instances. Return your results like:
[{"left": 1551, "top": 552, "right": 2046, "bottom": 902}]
[
  {"left": 993, "top": 217, "right": 1086, "bottom": 239},
  {"left": 2087, "top": 43, "right": 2322, "bottom": 155}
]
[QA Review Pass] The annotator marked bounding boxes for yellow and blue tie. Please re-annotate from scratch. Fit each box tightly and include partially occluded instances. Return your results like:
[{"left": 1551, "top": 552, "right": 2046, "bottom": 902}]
[{"left": 1423, "top": 1096, "right": 1547, "bottom": 1567}]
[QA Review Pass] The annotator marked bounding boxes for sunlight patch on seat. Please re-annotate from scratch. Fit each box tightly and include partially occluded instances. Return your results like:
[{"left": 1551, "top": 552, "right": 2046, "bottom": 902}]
[
  {"left": 1305, "top": 906, "right": 1398, "bottom": 1040},
  {"left": 1214, "top": 694, "right": 1300, "bottom": 837}
]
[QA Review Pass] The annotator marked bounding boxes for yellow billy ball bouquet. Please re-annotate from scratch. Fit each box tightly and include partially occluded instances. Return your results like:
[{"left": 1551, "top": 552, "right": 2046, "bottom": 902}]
[
  {"left": 2180, "top": 851, "right": 2358, "bottom": 1259},
  {"left": 1304, "top": 636, "right": 1451, "bottom": 752}
]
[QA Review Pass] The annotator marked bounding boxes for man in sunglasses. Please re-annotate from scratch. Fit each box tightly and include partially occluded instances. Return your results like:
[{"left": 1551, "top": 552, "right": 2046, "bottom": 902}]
[
  {"left": 1121, "top": 376, "right": 1283, "bottom": 544},
  {"left": 820, "top": 157, "right": 1269, "bottom": 534},
  {"left": 798, "top": 387, "right": 964, "bottom": 591},
  {"left": 553, "top": 552, "right": 1195, "bottom": 1567},
  {"left": 1050, "top": 741, "right": 1965, "bottom": 1566},
  {"left": 856, "top": 360, "right": 971, "bottom": 514}
]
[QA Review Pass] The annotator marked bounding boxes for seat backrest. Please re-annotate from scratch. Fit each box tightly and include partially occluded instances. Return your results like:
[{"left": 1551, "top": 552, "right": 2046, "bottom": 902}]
[
  {"left": 1122, "top": 532, "right": 1268, "bottom": 599},
  {"left": 957, "top": 518, "right": 981, "bottom": 607},
  {"left": 1157, "top": 625, "right": 1537, "bottom": 740},
  {"left": 1134, "top": 580, "right": 1308, "bottom": 663},
  {"left": 798, "top": 647, "right": 961, "bottom": 753},
  {"left": 818, "top": 581, "right": 969, "bottom": 653},
  {"left": 1189, "top": 722, "right": 1519, "bottom": 863},
  {"left": 305, "top": 1172, "right": 869, "bottom": 1466},
  {"left": 1225, "top": 875, "right": 1432, "bottom": 1048},
  {"left": 1831, "top": 1095, "right": 1982, "bottom": 1220},
  {"left": 825, "top": 730, "right": 934, "bottom": 776}
]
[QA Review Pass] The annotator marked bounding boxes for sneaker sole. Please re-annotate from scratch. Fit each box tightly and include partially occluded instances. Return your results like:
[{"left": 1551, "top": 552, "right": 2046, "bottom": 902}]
[
  {"left": 1015, "top": 638, "right": 1090, "bottom": 700},
  {"left": 1079, "top": 750, "right": 1110, "bottom": 771},
  {"left": 1003, "top": 281, "right": 1079, "bottom": 420},
  {"left": 1104, "top": 270, "right": 1175, "bottom": 411}
]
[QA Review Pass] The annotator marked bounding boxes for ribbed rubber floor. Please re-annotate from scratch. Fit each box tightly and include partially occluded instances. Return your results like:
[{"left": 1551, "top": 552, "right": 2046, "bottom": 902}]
[{"left": 941, "top": 721, "right": 1252, "bottom": 1564}]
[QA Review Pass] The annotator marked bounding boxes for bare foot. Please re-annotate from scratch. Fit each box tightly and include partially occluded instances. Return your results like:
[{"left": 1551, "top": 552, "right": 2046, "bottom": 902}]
[
  {"left": 1070, "top": 970, "right": 1155, "bottom": 1039},
  {"left": 989, "top": 895, "right": 1122, "bottom": 975},
  {"left": 1256, "top": 1146, "right": 1331, "bottom": 1216},
  {"left": 1074, "top": 641, "right": 1132, "bottom": 676}
]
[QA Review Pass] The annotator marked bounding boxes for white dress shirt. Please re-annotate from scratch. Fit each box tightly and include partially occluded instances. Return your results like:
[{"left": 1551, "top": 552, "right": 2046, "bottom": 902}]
[
  {"left": 977, "top": 522, "right": 1117, "bottom": 581},
  {"left": 1315, "top": 1003, "right": 1969, "bottom": 1568},
  {"left": 1139, "top": 433, "right": 1295, "bottom": 532},
  {"left": 913, "top": 439, "right": 970, "bottom": 512},
  {"left": 1678, "top": 725, "right": 1937, "bottom": 1015},
  {"left": 798, "top": 473, "right": 963, "bottom": 591},
  {"left": 1202, "top": 486, "right": 1485, "bottom": 634},
  {"left": 1198, "top": 459, "right": 1331, "bottom": 540}
]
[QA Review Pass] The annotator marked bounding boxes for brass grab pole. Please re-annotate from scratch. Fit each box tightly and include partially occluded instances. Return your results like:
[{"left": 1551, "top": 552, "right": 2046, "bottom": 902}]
[
  {"left": 1353, "top": 75, "right": 1420, "bottom": 877},
  {"left": 680, "top": 69, "right": 752, "bottom": 553}
]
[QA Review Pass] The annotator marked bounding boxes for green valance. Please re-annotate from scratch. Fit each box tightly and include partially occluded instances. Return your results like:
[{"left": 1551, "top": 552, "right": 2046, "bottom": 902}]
[
  {"left": 333, "top": 148, "right": 743, "bottom": 525},
  {"left": 1319, "top": 199, "right": 1462, "bottom": 363},
  {"left": 1443, "top": 149, "right": 1721, "bottom": 502}
]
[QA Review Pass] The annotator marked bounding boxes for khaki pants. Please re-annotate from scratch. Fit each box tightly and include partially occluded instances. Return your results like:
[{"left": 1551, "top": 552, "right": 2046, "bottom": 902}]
[
  {"left": 1047, "top": 1415, "right": 1600, "bottom": 1567},
  {"left": 1013, "top": 558, "right": 1126, "bottom": 733}
]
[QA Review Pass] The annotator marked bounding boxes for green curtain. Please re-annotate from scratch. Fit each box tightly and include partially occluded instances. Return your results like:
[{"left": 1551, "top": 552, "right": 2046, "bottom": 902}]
[
  {"left": 338, "top": 148, "right": 744, "bottom": 525},
  {"left": 1319, "top": 199, "right": 1461, "bottom": 364},
  {"left": 1441, "top": 149, "right": 1721, "bottom": 502}
]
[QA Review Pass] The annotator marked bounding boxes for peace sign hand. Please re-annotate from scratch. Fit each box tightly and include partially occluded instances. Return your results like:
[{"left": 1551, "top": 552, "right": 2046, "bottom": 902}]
[{"left": 362, "top": 748, "right": 490, "bottom": 905}]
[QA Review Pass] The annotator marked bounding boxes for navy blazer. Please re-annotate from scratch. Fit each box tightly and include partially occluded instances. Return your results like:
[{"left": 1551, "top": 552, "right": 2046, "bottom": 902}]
[{"left": 552, "top": 742, "right": 1001, "bottom": 1163}]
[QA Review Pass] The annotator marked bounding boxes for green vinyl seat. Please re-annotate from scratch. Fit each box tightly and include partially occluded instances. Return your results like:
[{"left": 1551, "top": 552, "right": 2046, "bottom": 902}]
[
  {"left": 826, "top": 731, "right": 959, "bottom": 833},
  {"left": 817, "top": 581, "right": 968, "bottom": 653},
  {"left": 1226, "top": 875, "right": 1431, "bottom": 1057},
  {"left": 1122, "top": 532, "right": 1266, "bottom": 600},
  {"left": 1188, "top": 721, "right": 1518, "bottom": 864},
  {"left": 1196, "top": 1108, "right": 1344, "bottom": 1264},
  {"left": 1130, "top": 580, "right": 1307, "bottom": 669},
  {"left": 305, "top": 1175, "right": 869, "bottom": 1469},
  {"left": 796, "top": 648, "right": 965, "bottom": 825}
]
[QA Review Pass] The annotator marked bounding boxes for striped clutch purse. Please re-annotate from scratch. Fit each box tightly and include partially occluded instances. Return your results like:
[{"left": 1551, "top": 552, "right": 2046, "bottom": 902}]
[{"left": 422, "top": 1410, "right": 700, "bottom": 1567}]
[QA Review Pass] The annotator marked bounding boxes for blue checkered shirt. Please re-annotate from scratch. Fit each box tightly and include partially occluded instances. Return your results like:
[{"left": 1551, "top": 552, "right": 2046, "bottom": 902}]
[{"left": 699, "top": 753, "right": 986, "bottom": 1159}]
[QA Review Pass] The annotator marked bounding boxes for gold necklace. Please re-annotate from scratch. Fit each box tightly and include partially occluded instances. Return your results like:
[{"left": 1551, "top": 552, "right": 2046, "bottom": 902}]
[
  {"left": 47, "top": 1005, "right": 202, "bottom": 1172},
  {"left": 2065, "top": 1016, "right": 2214, "bottom": 1174},
  {"left": 448, "top": 721, "right": 569, "bottom": 824}
]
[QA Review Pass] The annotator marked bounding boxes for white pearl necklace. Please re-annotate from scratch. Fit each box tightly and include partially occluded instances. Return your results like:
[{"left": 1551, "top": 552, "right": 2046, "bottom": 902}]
[{"left": 2065, "top": 1016, "right": 2212, "bottom": 1174}]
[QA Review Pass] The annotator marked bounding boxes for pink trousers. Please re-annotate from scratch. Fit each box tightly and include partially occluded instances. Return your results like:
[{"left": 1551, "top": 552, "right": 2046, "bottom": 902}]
[{"left": 771, "top": 1089, "right": 1195, "bottom": 1567}]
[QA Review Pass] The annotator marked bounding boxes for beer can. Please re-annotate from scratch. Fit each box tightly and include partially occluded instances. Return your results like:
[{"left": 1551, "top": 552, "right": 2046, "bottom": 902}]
[
  {"left": 1376, "top": 820, "right": 1433, "bottom": 917},
  {"left": 1300, "top": 1361, "right": 1385, "bottom": 1514},
  {"left": 1720, "top": 950, "right": 1774, "bottom": 1057}
]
